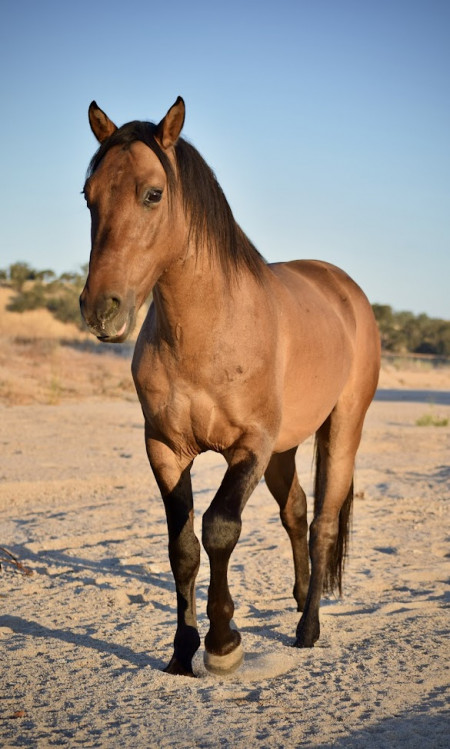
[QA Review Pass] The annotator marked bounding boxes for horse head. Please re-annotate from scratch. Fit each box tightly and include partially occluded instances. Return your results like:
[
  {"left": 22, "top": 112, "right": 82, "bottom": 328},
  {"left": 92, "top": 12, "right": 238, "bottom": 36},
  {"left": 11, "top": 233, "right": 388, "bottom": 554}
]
[{"left": 80, "top": 98, "right": 185, "bottom": 341}]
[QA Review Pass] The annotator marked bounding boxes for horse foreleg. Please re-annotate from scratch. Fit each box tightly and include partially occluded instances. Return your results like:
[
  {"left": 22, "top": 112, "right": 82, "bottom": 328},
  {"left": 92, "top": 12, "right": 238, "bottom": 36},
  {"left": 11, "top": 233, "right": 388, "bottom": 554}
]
[
  {"left": 202, "top": 442, "right": 271, "bottom": 674},
  {"left": 146, "top": 435, "right": 201, "bottom": 676},
  {"left": 265, "top": 448, "right": 309, "bottom": 611}
]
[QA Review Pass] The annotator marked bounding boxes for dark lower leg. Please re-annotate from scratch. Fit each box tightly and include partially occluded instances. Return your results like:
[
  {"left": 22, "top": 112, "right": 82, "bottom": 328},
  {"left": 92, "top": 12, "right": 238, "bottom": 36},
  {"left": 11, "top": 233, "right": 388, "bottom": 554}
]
[
  {"left": 165, "top": 512, "right": 201, "bottom": 674},
  {"left": 203, "top": 514, "right": 242, "bottom": 655},
  {"left": 202, "top": 450, "right": 267, "bottom": 659},
  {"left": 282, "top": 496, "right": 309, "bottom": 611},
  {"left": 295, "top": 515, "right": 338, "bottom": 647},
  {"left": 265, "top": 450, "right": 309, "bottom": 611},
  {"left": 155, "top": 464, "right": 201, "bottom": 675}
]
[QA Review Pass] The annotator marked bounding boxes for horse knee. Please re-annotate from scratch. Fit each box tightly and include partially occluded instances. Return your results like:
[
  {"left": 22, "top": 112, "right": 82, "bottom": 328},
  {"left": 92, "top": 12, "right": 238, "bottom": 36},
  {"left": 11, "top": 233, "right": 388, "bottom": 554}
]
[{"left": 202, "top": 508, "right": 241, "bottom": 558}]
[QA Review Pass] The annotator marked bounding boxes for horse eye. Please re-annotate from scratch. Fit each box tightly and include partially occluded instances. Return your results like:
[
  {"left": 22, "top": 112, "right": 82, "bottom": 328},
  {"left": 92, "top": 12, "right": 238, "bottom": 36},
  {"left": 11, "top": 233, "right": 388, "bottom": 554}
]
[{"left": 143, "top": 188, "right": 163, "bottom": 206}]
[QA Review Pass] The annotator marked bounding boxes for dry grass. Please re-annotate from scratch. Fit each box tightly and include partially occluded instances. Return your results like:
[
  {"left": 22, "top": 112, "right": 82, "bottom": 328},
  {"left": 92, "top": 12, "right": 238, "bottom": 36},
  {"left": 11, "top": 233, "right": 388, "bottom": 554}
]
[
  {"left": 0, "top": 287, "right": 139, "bottom": 405},
  {"left": 0, "top": 337, "right": 136, "bottom": 405},
  {"left": 0, "top": 287, "right": 89, "bottom": 341}
]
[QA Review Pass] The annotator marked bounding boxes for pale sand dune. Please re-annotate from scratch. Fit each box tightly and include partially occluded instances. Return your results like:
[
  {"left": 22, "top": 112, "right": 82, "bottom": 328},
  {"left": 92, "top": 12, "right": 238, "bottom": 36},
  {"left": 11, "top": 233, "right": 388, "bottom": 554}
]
[{"left": 0, "top": 373, "right": 449, "bottom": 746}]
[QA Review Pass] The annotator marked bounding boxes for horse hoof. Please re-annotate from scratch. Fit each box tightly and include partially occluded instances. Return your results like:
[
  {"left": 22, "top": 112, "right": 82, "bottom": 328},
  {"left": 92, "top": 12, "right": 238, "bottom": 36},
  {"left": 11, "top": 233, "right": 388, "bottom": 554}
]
[
  {"left": 204, "top": 643, "right": 244, "bottom": 675},
  {"left": 164, "top": 655, "right": 196, "bottom": 677},
  {"left": 293, "top": 637, "right": 314, "bottom": 649},
  {"left": 293, "top": 628, "right": 319, "bottom": 648}
]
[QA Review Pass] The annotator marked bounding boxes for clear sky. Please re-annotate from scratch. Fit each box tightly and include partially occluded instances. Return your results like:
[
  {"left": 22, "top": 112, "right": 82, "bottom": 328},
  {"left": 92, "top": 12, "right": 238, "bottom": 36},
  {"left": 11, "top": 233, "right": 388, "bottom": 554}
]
[{"left": 1, "top": 0, "right": 449, "bottom": 318}]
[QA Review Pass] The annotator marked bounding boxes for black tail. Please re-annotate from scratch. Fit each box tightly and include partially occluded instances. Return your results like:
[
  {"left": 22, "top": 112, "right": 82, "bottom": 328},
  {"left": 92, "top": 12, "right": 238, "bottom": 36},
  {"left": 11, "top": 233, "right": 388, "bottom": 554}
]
[{"left": 313, "top": 438, "right": 354, "bottom": 596}]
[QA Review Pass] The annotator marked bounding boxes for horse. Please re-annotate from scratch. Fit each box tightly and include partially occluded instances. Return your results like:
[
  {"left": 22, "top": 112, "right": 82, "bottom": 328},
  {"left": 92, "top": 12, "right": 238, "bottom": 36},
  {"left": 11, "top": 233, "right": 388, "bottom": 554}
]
[{"left": 80, "top": 97, "right": 380, "bottom": 677}]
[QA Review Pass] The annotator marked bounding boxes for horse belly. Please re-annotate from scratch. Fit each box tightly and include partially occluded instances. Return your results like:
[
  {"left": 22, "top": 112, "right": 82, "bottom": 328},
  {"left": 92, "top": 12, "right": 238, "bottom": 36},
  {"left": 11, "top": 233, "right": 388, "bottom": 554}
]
[
  {"left": 275, "top": 387, "right": 339, "bottom": 452},
  {"left": 274, "top": 339, "right": 352, "bottom": 452}
]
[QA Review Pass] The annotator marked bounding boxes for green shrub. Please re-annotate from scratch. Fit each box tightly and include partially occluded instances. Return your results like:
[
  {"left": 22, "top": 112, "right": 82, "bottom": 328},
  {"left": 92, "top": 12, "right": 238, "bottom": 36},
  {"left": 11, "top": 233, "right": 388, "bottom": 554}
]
[
  {"left": 7, "top": 282, "right": 47, "bottom": 312},
  {"left": 415, "top": 411, "right": 449, "bottom": 427}
]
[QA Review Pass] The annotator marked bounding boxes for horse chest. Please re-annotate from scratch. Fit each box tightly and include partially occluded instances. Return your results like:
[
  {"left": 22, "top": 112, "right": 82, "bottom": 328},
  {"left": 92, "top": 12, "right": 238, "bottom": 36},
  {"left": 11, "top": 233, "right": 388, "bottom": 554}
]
[{"left": 132, "top": 350, "right": 247, "bottom": 453}]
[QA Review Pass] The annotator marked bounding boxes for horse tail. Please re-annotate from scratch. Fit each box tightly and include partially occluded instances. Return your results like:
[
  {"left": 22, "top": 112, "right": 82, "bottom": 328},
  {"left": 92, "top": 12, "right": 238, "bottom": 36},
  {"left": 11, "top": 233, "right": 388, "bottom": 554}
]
[{"left": 313, "top": 436, "right": 354, "bottom": 596}]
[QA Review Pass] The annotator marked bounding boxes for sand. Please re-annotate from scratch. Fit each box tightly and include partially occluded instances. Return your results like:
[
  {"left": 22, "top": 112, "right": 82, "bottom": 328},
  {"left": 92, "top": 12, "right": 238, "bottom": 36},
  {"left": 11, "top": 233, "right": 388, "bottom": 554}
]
[{"left": 0, "top": 342, "right": 449, "bottom": 747}]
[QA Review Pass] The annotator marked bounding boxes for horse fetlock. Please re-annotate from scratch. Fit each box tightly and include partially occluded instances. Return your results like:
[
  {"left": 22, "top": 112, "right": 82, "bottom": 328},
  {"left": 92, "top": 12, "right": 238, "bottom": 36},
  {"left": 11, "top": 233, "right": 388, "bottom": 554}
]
[
  {"left": 165, "top": 625, "right": 201, "bottom": 676},
  {"left": 207, "top": 595, "right": 234, "bottom": 624},
  {"left": 293, "top": 582, "right": 308, "bottom": 612},
  {"left": 174, "top": 624, "right": 201, "bottom": 653},
  {"left": 295, "top": 614, "right": 320, "bottom": 648},
  {"left": 205, "top": 620, "right": 240, "bottom": 652}
]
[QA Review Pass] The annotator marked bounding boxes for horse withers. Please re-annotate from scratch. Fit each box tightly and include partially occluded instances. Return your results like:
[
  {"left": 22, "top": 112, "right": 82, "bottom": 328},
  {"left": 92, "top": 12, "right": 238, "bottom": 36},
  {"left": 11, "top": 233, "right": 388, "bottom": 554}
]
[{"left": 80, "top": 97, "right": 380, "bottom": 676}]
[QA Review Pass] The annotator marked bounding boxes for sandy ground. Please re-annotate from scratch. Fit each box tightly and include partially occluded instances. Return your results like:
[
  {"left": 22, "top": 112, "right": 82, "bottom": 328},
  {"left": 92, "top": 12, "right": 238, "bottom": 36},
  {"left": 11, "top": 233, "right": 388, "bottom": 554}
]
[{"left": 0, "top": 341, "right": 449, "bottom": 747}]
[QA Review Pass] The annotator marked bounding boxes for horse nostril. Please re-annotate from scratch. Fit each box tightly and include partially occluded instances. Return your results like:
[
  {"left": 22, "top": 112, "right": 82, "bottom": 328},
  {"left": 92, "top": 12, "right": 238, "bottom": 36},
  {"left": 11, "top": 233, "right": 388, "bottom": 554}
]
[
  {"left": 80, "top": 291, "right": 124, "bottom": 333},
  {"left": 102, "top": 295, "right": 121, "bottom": 321}
]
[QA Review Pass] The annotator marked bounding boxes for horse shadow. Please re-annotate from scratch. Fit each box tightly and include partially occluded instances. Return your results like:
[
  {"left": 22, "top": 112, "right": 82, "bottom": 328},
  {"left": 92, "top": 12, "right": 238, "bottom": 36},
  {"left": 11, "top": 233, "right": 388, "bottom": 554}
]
[
  {"left": 312, "top": 689, "right": 448, "bottom": 749},
  {"left": 60, "top": 338, "right": 135, "bottom": 359},
  {"left": 6, "top": 539, "right": 173, "bottom": 591},
  {"left": 0, "top": 614, "right": 164, "bottom": 671},
  {"left": 2, "top": 527, "right": 176, "bottom": 671}
]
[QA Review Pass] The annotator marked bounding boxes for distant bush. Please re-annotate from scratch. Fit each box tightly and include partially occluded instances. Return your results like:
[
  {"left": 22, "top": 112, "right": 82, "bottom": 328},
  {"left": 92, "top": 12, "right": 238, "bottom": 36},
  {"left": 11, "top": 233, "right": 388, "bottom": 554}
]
[
  {"left": 7, "top": 281, "right": 47, "bottom": 312},
  {"left": 372, "top": 303, "right": 450, "bottom": 357},
  {"left": 8, "top": 262, "right": 38, "bottom": 291},
  {"left": 46, "top": 286, "right": 84, "bottom": 325},
  {"left": 4, "top": 263, "right": 88, "bottom": 330}
]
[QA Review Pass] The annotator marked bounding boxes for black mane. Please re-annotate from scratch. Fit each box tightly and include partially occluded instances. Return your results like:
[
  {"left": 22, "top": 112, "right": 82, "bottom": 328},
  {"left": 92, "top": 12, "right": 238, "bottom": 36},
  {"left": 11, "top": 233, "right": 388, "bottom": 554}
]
[{"left": 87, "top": 121, "right": 266, "bottom": 281}]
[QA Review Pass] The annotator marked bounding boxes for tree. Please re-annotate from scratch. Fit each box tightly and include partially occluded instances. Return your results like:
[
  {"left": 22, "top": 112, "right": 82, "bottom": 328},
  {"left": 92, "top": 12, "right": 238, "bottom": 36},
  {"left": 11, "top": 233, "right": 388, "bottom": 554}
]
[
  {"left": 6, "top": 264, "right": 88, "bottom": 330},
  {"left": 372, "top": 304, "right": 450, "bottom": 356},
  {"left": 35, "top": 269, "right": 56, "bottom": 282},
  {"left": 9, "top": 262, "right": 36, "bottom": 291}
]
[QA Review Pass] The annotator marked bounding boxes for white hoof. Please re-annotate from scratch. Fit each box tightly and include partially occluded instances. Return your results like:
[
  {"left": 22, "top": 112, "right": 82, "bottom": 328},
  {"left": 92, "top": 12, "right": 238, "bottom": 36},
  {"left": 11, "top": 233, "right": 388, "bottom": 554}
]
[{"left": 204, "top": 643, "right": 244, "bottom": 675}]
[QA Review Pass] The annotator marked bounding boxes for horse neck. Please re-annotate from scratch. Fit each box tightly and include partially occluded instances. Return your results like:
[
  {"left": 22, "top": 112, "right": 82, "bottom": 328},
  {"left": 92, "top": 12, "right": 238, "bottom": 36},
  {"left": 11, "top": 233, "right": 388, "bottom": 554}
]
[{"left": 152, "top": 241, "right": 234, "bottom": 341}]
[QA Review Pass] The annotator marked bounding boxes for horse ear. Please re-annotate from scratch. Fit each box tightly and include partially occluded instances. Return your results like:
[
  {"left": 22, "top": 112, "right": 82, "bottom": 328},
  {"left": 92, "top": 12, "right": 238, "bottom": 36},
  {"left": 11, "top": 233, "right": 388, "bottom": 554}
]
[
  {"left": 88, "top": 101, "right": 118, "bottom": 143},
  {"left": 156, "top": 96, "right": 185, "bottom": 149}
]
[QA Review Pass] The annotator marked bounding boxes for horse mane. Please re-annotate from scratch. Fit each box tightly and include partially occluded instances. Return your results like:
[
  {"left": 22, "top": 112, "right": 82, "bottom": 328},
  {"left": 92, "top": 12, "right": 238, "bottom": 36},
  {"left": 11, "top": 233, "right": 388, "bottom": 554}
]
[{"left": 87, "top": 121, "right": 266, "bottom": 282}]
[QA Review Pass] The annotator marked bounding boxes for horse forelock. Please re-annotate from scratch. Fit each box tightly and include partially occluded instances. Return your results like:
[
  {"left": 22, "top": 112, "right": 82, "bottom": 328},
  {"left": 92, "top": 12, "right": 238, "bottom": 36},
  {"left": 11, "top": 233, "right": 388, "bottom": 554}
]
[
  {"left": 87, "top": 120, "right": 266, "bottom": 282},
  {"left": 86, "top": 121, "right": 175, "bottom": 189}
]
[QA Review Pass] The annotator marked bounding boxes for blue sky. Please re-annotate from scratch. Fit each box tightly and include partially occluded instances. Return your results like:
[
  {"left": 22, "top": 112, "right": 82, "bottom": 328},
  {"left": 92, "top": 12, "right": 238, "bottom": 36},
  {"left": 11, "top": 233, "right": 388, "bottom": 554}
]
[{"left": 1, "top": 0, "right": 449, "bottom": 318}]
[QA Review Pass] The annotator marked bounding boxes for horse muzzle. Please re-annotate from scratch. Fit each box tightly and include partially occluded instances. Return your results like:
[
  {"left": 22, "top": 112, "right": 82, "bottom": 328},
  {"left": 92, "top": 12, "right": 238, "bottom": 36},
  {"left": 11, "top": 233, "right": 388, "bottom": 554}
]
[{"left": 79, "top": 288, "right": 136, "bottom": 343}]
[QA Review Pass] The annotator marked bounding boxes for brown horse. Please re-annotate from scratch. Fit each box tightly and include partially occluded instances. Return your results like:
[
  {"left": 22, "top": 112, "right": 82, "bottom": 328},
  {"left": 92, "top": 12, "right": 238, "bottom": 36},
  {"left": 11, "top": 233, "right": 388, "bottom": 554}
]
[{"left": 80, "top": 97, "right": 380, "bottom": 677}]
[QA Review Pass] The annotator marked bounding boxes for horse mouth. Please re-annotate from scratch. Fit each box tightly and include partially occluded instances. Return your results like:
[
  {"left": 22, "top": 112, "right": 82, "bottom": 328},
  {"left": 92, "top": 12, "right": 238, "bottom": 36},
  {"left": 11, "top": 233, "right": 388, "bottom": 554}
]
[
  {"left": 79, "top": 287, "right": 138, "bottom": 343},
  {"left": 91, "top": 307, "right": 136, "bottom": 343},
  {"left": 96, "top": 317, "right": 132, "bottom": 343}
]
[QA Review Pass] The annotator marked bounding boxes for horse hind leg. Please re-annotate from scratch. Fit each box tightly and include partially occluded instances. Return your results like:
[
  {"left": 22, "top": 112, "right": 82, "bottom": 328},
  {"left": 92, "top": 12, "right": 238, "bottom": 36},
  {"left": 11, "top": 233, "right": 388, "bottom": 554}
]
[
  {"left": 295, "top": 406, "right": 364, "bottom": 648},
  {"left": 264, "top": 448, "right": 309, "bottom": 611}
]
